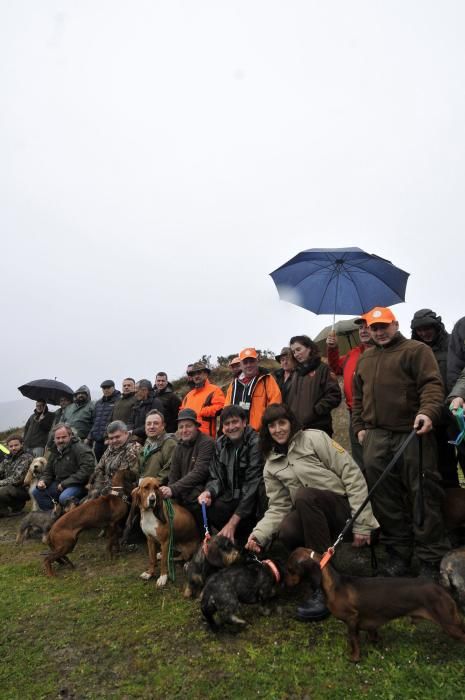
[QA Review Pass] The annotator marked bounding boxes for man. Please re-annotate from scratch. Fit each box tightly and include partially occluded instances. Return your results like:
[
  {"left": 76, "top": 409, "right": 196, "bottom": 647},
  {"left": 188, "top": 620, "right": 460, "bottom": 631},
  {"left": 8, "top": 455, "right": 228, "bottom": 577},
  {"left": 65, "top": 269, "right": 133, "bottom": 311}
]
[
  {"left": 23, "top": 400, "right": 55, "bottom": 456},
  {"left": 159, "top": 408, "right": 215, "bottom": 533},
  {"left": 67, "top": 386, "right": 95, "bottom": 439},
  {"left": 33, "top": 424, "right": 96, "bottom": 509},
  {"left": 153, "top": 372, "right": 181, "bottom": 433},
  {"left": 326, "top": 318, "right": 372, "bottom": 468},
  {"left": 180, "top": 363, "right": 225, "bottom": 438},
  {"left": 229, "top": 357, "right": 242, "bottom": 379},
  {"left": 224, "top": 348, "right": 282, "bottom": 431},
  {"left": 448, "top": 315, "right": 465, "bottom": 392},
  {"left": 273, "top": 347, "right": 296, "bottom": 401},
  {"left": 131, "top": 380, "right": 164, "bottom": 442},
  {"left": 111, "top": 378, "right": 138, "bottom": 428},
  {"left": 352, "top": 306, "right": 449, "bottom": 578},
  {"left": 139, "top": 410, "right": 177, "bottom": 481},
  {"left": 410, "top": 309, "right": 457, "bottom": 486},
  {"left": 197, "top": 405, "right": 265, "bottom": 543},
  {"left": 87, "top": 420, "right": 140, "bottom": 497},
  {"left": 0, "top": 435, "right": 33, "bottom": 515},
  {"left": 87, "top": 380, "right": 121, "bottom": 461}
]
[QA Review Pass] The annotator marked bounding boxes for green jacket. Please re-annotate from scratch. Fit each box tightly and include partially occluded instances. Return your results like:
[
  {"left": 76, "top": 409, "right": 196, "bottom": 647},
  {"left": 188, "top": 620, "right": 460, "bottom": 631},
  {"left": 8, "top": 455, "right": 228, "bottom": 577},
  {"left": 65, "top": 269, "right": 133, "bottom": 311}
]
[
  {"left": 43, "top": 437, "right": 95, "bottom": 488},
  {"left": 140, "top": 433, "right": 177, "bottom": 482},
  {"left": 251, "top": 430, "right": 379, "bottom": 547}
]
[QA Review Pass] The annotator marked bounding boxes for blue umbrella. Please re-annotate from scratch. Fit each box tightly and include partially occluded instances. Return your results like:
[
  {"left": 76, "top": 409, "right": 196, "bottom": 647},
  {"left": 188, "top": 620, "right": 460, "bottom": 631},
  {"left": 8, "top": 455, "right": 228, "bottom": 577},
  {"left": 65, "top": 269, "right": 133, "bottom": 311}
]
[{"left": 270, "top": 247, "right": 409, "bottom": 320}]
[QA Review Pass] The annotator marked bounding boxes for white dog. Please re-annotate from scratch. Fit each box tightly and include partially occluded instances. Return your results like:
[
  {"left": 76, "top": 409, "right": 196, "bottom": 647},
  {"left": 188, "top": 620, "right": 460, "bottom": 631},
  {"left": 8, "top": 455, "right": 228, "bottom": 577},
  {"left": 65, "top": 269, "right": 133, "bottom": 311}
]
[{"left": 23, "top": 457, "right": 47, "bottom": 511}]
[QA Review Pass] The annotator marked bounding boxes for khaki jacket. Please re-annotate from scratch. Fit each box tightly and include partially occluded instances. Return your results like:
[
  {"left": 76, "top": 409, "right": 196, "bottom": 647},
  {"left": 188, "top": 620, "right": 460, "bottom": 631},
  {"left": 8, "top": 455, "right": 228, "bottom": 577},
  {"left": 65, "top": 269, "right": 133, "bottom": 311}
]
[{"left": 252, "top": 430, "right": 379, "bottom": 546}]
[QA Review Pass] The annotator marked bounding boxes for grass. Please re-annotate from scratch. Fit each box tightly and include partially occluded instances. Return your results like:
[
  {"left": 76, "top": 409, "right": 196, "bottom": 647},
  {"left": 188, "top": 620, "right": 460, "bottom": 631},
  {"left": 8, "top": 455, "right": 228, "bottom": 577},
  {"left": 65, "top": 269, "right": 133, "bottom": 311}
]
[{"left": 0, "top": 399, "right": 464, "bottom": 699}]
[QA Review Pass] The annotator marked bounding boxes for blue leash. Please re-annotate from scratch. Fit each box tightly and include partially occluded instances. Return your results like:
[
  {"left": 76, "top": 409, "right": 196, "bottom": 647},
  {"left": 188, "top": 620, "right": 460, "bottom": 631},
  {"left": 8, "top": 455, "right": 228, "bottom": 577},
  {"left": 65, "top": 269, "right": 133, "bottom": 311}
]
[{"left": 449, "top": 405, "right": 465, "bottom": 446}]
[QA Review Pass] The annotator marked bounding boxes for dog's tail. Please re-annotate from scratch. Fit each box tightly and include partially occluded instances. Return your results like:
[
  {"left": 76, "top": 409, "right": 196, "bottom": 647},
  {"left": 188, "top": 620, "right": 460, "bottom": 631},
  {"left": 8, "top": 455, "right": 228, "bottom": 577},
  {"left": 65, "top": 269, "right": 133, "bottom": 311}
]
[{"left": 200, "top": 593, "right": 219, "bottom": 631}]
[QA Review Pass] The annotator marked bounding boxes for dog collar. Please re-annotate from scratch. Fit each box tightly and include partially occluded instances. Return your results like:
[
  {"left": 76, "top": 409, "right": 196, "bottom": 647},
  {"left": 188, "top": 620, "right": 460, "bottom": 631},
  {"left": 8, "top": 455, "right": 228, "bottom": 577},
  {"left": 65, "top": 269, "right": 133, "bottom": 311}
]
[{"left": 262, "top": 559, "right": 280, "bottom": 583}]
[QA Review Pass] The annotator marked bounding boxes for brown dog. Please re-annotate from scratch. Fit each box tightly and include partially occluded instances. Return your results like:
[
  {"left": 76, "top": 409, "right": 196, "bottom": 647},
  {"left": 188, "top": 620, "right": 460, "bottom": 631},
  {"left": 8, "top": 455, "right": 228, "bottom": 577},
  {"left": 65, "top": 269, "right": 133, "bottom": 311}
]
[
  {"left": 23, "top": 457, "right": 47, "bottom": 511},
  {"left": 286, "top": 547, "right": 465, "bottom": 662},
  {"left": 125, "top": 477, "right": 200, "bottom": 587},
  {"left": 43, "top": 468, "right": 136, "bottom": 576}
]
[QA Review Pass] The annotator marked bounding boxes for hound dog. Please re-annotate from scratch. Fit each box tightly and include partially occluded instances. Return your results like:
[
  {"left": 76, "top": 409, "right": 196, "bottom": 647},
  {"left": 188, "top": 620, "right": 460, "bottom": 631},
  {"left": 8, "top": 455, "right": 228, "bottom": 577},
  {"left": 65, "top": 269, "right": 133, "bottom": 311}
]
[
  {"left": 23, "top": 456, "right": 47, "bottom": 511},
  {"left": 126, "top": 477, "right": 200, "bottom": 587}
]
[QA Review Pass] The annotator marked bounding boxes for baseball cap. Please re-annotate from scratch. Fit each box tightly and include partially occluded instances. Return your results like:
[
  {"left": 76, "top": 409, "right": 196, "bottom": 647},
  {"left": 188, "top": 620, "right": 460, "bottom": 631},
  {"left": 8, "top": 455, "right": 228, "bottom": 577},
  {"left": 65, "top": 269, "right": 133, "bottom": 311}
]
[
  {"left": 364, "top": 307, "right": 397, "bottom": 326},
  {"left": 239, "top": 348, "right": 258, "bottom": 361},
  {"left": 229, "top": 356, "right": 241, "bottom": 367}
]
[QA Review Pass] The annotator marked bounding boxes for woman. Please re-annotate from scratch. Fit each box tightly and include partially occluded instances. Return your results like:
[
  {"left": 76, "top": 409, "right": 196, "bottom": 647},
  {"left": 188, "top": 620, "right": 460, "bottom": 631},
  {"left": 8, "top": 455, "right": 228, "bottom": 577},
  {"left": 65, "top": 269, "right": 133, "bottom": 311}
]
[
  {"left": 246, "top": 403, "right": 378, "bottom": 622},
  {"left": 286, "top": 335, "right": 341, "bottom": 435}
]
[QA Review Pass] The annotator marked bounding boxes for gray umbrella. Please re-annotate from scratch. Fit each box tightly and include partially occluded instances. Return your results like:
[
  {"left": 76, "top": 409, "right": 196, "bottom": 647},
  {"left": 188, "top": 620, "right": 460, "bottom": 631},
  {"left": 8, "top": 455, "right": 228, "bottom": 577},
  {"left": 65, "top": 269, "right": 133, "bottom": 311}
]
[{"left": 314, "top": 319, "right": 361, "bottom": 355}]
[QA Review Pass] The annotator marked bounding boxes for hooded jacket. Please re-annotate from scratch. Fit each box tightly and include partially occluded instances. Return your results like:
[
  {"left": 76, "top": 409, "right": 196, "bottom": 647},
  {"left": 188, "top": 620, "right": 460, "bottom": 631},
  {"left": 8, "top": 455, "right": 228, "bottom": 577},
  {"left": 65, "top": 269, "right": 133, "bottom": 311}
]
[
  {"left": 89, "top": 389, "right": 122, "bottom": 441},
  {"left": 410, "top": 309, "right": 450, "bottom": 387},
  {"left": 224, "top": 368, "right": 282, "bottom": 432},
  {"left": 67, "top": 386, "right": 95, "bottom": 439},
  {"left": 43, "top": 435, "right": 96, "bottom": 488}
]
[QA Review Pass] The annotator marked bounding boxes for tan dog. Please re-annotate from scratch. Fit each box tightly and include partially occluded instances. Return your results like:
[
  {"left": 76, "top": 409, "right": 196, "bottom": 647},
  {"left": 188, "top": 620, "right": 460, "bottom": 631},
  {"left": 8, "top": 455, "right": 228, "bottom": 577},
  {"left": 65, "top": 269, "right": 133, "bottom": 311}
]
[
  {"left": 24, "top": 457, "right": 47, "bottom": 511},
  {"left": 125, "top": 477, "right": 200, "bottom": 587}
]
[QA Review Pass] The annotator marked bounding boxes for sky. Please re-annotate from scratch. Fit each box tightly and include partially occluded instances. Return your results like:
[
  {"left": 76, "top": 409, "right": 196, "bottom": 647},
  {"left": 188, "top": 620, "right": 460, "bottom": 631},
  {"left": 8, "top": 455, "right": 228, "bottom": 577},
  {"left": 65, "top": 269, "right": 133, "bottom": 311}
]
[{"left": 2, "top": 1, "right": 465, "bottom": 403}]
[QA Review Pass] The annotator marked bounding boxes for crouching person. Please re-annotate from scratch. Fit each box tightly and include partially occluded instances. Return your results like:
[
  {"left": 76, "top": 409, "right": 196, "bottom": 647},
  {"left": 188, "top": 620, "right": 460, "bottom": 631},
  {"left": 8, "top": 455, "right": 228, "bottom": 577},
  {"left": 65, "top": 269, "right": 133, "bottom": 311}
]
[
  {"left": 0, "top": 435, "right": 33, "bottom": 515},
  {"left": 197, "top": 405, "right": 265, "bottom": 544},
  {"left": 245, "top": 403, "right": 379, "bottom": 622},
  {"left": 33, "top": 424, "right": 95, "bottom": 509},
  {"left": 87, "top": 421, "right": 141, "bottom": 498}
]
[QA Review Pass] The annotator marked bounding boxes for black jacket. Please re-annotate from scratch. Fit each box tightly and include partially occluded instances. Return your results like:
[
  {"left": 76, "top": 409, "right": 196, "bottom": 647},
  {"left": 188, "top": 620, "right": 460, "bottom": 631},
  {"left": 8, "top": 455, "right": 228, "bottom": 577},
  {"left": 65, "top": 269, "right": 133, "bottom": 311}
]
[
  {"left": 205, "top": 426, "right": 264, "bottom": 520},
  {"left": 131, "top": 396, "right": 165, "bottom": 440},
  {"left": 168, "top": 431, "right": 215, "bottom": 503},
  {"left": 153, "top": 384, "right": 182, "bottom": 433},
  {"left": 24, "top": 408, "right": 55, "bottom": 450}
]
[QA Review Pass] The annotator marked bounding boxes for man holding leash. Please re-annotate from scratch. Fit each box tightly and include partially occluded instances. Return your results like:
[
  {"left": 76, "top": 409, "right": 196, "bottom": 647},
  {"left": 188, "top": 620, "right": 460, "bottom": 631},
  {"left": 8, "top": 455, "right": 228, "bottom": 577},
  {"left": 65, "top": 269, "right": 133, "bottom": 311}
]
[{"left": 352, "top": 306, "right": 449, "bottom": 578}]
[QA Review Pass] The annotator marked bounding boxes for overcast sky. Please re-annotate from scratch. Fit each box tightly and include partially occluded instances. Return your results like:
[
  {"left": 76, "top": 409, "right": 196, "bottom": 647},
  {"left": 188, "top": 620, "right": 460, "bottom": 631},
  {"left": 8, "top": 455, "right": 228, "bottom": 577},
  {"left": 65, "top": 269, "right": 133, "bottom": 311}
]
[{"left": 2, "top": 2, "right": 465, "bottom": 403}]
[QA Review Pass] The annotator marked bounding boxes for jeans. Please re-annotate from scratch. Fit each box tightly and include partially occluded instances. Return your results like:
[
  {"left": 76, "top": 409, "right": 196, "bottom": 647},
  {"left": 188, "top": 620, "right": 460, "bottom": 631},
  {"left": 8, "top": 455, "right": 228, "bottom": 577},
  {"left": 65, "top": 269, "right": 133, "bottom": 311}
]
[{"left": 32, "top": 482, "right": 86, "bottom": 510}]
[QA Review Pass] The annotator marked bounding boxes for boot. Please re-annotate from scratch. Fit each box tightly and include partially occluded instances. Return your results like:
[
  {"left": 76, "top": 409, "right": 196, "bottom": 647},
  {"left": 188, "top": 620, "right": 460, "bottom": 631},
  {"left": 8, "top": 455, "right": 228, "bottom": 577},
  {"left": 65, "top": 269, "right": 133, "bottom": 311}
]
[{"left": 296, "top": 588, "right": 330, "bottom": 622}]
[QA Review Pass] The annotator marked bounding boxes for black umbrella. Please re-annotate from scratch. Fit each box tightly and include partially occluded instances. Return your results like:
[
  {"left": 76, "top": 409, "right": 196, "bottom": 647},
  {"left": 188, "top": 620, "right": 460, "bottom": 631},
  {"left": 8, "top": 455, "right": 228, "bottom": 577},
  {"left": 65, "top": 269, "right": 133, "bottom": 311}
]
[{"left": 18, "top": 379, "right": 74, "bottom": 406}]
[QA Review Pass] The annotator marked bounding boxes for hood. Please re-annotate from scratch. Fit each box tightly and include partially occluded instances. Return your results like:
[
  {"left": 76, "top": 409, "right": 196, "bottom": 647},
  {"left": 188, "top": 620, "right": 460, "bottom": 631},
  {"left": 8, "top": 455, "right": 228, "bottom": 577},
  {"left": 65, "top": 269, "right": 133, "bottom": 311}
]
[
  {"left": 74, "top": 385, "right": 91, "bottom": 400},
  {"left": 411, "top": 309, "right": 448, "bottom": 345}
]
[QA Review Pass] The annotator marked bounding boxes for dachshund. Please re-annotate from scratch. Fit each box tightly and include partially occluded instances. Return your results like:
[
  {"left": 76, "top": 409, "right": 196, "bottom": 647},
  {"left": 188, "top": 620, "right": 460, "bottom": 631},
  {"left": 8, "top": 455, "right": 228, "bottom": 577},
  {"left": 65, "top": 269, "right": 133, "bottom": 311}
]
[
  {"left": 124, "top": 477, "right": 200, "bottom": 587},
  {"left": 286, "top": 547, "right": 465, "bottom": 662},
  {"left": 23, "top": 457, "right": 47, "bottom": 511},
  {"left": 184, "top": 534, "right": 242, "bottom": 598},
  {"left": 440, "top": 547, "right": 465, "bottom": 610},
  {"left": 42, "top": 467, "right": 136, "bottom": 576},
  {"left": 200, "top": 555, "right": 283, "bottom": 630}
]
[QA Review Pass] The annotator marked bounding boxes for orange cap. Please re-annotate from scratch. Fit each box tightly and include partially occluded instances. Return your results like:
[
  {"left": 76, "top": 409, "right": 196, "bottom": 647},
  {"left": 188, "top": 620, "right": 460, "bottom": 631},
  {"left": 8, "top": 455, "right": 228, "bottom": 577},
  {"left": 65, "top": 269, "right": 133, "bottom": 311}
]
[
  {"left": 229, "top": 356, "right": 241, "bottom": 367},
  {"left": 239, "top": 347, "right": 258, "bottom": 361},
  {"left": 364, "top": 307, "right": 397, "bottom": 326}
]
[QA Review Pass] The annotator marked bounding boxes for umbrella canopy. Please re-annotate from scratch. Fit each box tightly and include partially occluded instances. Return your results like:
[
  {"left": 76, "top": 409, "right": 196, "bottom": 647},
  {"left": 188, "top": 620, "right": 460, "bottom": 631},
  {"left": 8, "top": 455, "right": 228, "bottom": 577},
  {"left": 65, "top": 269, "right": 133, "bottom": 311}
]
[
  {"left": 18, "top": 379, "right": 74, "bottom": 406},
  {"left": 270, "top": 247, "right": 409, "bottom": 316},
  {"left": 313, "top": 318, "right": 360, "bottom": 355}
]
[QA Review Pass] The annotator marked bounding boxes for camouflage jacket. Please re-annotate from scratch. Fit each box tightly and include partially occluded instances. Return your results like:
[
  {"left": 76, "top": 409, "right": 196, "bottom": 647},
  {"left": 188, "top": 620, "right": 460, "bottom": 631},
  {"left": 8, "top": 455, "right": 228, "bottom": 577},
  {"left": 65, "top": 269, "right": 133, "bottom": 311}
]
[
  {"left": 0, "top": 450, "right": 33, "bottom": 488},
  {"left": 89, "top": 440, "right": 140, "bottom": 495}
]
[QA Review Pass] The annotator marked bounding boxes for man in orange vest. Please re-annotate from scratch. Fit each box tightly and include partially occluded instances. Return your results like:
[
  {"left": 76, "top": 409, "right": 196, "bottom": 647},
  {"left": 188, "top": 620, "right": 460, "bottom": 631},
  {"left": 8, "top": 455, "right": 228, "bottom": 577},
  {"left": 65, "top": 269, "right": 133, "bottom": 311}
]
[{"left": 180, "top": 363, "right": 225, "bottom": 438}]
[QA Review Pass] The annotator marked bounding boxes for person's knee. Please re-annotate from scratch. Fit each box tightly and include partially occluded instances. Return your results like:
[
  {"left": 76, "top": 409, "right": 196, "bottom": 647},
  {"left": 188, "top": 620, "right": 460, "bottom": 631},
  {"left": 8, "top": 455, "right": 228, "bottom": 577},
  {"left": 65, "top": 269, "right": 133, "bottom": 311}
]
[{"left": 295, "top": 486, "right": 321, "bottom": 506}]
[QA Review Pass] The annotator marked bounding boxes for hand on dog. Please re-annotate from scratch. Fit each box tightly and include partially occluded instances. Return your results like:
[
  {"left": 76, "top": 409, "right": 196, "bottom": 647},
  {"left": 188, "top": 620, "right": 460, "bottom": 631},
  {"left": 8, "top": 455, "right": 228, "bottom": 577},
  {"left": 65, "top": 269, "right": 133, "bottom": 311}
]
[
  {"left": 245, "top": 535, "right": 262, "bottom": 554},
  {"left": 352, "top": 533, "right": 370, "bottom": 548},
  {"left": 218, "top": 515, "right": 240, "bottom": 543},
  {"left": 159, "top": 486, "right": 172, "bottom": 499}
]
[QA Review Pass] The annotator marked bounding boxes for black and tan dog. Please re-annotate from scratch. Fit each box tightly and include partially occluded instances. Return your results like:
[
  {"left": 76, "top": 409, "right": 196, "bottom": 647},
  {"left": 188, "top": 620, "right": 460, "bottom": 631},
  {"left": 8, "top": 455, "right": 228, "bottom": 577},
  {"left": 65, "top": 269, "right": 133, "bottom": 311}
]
[
  {"left": 201, "top": 555, "right": 282, "bottom": 630},
  {"left": 184, "top": 535, "right": 242, "bottom": 598},
  {"left": 125, "top": 477, "right": 200, "bottom": 587},
  {"left": 286, "top": 547, "right": 465, "bottom": 662}
]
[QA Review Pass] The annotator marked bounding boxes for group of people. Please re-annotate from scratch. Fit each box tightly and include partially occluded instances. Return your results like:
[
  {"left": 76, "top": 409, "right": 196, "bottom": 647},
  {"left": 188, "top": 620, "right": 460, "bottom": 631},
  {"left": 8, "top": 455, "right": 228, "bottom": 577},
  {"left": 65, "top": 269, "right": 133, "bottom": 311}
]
[{"left": 2, "top": 306, "right": 465, "bottom": 622}]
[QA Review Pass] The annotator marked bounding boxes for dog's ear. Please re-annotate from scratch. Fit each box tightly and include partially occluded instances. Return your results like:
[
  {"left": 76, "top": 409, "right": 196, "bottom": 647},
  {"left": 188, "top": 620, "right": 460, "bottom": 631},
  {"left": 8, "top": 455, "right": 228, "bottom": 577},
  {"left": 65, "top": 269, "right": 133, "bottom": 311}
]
[
  {"left": 130, "top": 486, "right": 141, "bottom": 502},
  {"left": 153, "top": 492, "right": 166, "bottom": 524}
]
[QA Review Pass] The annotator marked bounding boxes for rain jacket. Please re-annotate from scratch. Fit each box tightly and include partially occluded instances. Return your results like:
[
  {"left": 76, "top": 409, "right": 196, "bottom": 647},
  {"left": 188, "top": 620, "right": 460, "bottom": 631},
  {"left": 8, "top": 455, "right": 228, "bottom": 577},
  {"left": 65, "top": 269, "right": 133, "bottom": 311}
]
[
  {"left": 89, "top": 390, "right": 122, "bottom": 441},
  {"left": 181, "top": 380, "right": 225, "bottom": 438},
  {"left": 67, "top": 386, "right": 95, "bottom": 439},
  {"left": 251, "top": 429, "right": 379, "bottom": 547},
  {"left": 410, "top": 309, "right": 450, "bottom": 388},
  {"left": 224, "top": 368, "right": 282, "bottom": 432},
  {"left": 327, "top": 345, "right": 366, "bottom": 410}
]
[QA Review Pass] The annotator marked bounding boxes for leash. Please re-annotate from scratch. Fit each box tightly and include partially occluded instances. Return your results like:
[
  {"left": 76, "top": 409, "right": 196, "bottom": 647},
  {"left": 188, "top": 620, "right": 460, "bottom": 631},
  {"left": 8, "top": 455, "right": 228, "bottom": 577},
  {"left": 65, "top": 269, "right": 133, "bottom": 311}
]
[
  {"left": 319, "top": 425, "right": 423, "bottom": 570},
  {"left": 201, "top": 501, "right": 211, "bottom": 555},
  {"left": 449, "top": 405, "right": 465, "bottom": 446},
  {"left": 164, "top": 498, "right": 176, "bottom": 582}
]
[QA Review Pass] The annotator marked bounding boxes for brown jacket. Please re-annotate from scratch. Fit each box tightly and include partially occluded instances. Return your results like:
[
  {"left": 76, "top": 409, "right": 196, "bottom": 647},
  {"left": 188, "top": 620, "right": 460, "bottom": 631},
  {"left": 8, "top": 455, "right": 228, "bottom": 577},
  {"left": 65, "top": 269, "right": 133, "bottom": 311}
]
[
  {"left": 286, "top": 360, "right": 341, "bottom": 432},
  {"left": 352, "top": 333, "right": 444, "bottom": 434},
  {"left": 168, "top": 431, "right": 215, "bottom": 504}
]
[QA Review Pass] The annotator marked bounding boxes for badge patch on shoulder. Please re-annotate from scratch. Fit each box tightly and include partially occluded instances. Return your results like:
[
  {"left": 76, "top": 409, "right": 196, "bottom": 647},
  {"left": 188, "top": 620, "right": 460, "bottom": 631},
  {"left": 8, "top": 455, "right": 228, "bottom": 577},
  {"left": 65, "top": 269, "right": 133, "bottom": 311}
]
[{"left": 331, "top": 440, "right": 345, "bottom": 453}]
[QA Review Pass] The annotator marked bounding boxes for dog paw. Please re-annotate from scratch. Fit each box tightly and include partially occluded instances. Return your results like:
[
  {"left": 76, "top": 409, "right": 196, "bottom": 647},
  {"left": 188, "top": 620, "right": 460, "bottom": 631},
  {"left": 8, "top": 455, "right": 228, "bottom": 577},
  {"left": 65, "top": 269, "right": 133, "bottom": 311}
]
[
  {"left": 140, "top": 571, "right": 154, "bottom": 580},
  {"left": 156, "top": 574, "right": 168, "bottom": 587}
]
